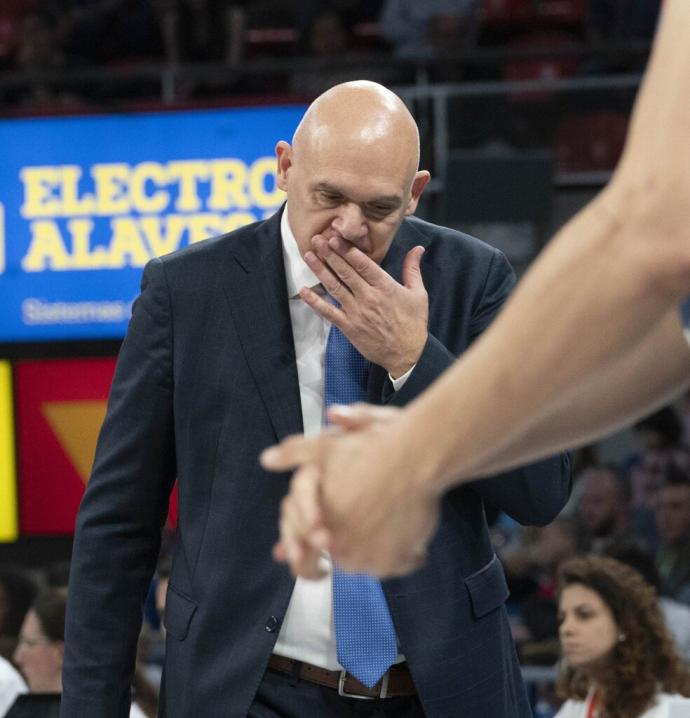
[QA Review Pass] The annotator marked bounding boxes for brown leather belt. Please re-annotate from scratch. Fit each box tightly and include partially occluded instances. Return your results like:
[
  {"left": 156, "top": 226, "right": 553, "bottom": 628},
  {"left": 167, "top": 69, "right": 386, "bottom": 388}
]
[{"left": 268, "top": 654, "right": 416, "bottom": 700}]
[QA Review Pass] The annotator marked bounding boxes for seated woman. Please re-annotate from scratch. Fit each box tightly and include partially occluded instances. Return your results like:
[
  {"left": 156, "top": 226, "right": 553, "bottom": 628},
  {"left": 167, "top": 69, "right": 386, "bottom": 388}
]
[
  {"left": 7, "top": 588, "right": 151, "bottom": 717},
  {"left": 7, "top": 588, "right": 65, "bottom": 718},
  {"left": 555, "top": 555, "right": 690, "bottom": 718}
]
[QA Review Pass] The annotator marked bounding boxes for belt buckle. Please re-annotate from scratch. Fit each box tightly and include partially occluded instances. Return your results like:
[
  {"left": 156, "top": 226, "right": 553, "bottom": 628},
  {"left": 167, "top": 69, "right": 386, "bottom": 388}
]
[{"left": 338, "top": 669, "right": 389, "bottom": 700}]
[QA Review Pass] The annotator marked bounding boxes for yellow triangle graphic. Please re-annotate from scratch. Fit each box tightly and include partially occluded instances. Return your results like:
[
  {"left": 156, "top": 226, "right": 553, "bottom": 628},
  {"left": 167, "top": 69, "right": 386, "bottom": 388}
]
[{"left": 42, "top": 401, "right": 107, "bottom": 484}]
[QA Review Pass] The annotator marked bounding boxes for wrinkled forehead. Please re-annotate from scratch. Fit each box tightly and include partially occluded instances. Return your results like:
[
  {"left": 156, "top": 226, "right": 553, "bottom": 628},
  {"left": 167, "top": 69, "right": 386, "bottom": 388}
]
[{"left": 300, "top": 128, "right": 418, "bottom": 195}]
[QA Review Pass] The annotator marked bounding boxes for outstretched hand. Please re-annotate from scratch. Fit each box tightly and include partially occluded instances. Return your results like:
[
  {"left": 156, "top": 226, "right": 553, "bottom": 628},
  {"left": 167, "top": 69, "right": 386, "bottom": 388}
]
[{"left": 262, "top": 403, "right": 442, "bottom": 578}]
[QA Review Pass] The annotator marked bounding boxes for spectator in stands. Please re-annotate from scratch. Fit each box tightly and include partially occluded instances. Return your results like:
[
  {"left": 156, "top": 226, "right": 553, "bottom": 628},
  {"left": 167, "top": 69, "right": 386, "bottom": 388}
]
[
  {"left": 606, "top": 541, "right": 690, "bottom": 664},
  {"left": 10, "top": 7, "right": 87, "bottom": 109},
  {"left": 61, "top": 0, "right": 164, "bottom": 66},
  {"left": 627, "top": 442, "right": 690, "bottom": 554},
  {"left": 297, "top": 0, "right": 384, "bottom": 40},
  {"left": 502, "top": 517, "right": 579, "bottom": 666},
  {"left": 380, "top": 0, "right": 478, "bottom": 59},
  {"left": 589, "top": 0, "right": 661, "bottom": 43},
  {"left": 289, "top": 9, "right": 355, "bottom": 96},
  {"left": 655, "top": 467, "right": 690, "bottom": 604},
  {"left": 503, "top": 517, "right": 580, "bottom": 602},
  {"left": 290, "top": 9, "right": 403, "bottom": 97},
  {"left": 0, "top": 569, "right": 37, "bottom": 664},
  {"left": 8, "top": 589, "right": 65, "bottom": 718},
  {"left": 8, "top": 588, "right": 151, "bottom": 718},
  {"left": 634, "top": 407, "right": 684, "bottom": 453},
  {"left": 577, "top": 465, "right": 630, "bottom": 553},
  {"left": 627, "top": 407, "right": 685, "bottom": 540},
  {"left": 14, "top": 10, "right": 64, "bottom": 72},
  {"left": 171, "top": 0, "right": 227, "bottom": 62},
  {"left": 587, "top": 0, "right": 661, "bottom": 73},
  {"left": 0, "top": 0, "right": 34, "bottom": 70},
  {"left": 555, "top": 555, "right": 690, "bottom": 718}
]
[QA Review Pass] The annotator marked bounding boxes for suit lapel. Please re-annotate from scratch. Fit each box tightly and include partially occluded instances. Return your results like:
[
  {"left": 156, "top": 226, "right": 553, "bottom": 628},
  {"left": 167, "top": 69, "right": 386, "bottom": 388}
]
[{"left": 220, "top": 210, "right": 303, "bottom": 441}]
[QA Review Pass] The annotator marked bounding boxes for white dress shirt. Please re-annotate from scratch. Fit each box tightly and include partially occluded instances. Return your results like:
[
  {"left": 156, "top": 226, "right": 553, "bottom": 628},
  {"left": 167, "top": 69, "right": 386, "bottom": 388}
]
[
  {"left": 272, "top": 205, "right": 407, "bottom": 669},
  {"left": 0, "top": 655, "right": 26, "bottom": 717},
  {"left": 555, "top": 690, "right": 690, "bottom": 718}
]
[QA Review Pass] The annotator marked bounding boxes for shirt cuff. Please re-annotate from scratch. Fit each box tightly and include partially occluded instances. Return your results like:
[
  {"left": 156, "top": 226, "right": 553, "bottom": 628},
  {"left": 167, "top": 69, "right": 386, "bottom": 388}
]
[{"left": 388, "top": 364, "right": 415, "bottom": 391}]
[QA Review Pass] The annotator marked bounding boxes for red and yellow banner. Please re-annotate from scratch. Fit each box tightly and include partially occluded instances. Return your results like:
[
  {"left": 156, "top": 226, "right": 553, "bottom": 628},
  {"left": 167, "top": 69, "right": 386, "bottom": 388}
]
[
  {"left": 15, "top": 358, "right": 116, "bottom": 534},
  {"left": 0, "top": 361, "right": 19, "bottom": 542}
]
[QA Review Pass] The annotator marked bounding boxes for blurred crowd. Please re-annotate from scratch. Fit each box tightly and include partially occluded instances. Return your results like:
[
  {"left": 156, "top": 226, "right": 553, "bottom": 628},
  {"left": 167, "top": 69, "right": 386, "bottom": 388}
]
[
  {"left": 0, "top": 548, "right": 170, "bottom": 717},
  {"left": 0, "top": 0, "right": 662, "bottom": 108},
  {"left": 494, "top": 394, "right": 690, "bottom": 713}
]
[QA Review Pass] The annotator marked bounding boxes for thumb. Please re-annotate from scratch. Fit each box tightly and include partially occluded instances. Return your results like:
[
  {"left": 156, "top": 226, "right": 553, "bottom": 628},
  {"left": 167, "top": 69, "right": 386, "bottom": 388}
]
[
  {"left": 402, "top": 246, "right": 425, "bottom": 291},
  {"left": 328, "top": 403, "right": 381, "bottom": 431},
  {"left": 260, "top": 434, "right": 323, "bottom": 471},
  {"left": 328, "top": 403, "right": 399, "bottom": 432}
]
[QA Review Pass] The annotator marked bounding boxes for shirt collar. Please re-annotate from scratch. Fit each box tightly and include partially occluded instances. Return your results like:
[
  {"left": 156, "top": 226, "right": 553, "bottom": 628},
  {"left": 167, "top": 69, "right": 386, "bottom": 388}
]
[{"left": 281, "top": 203, "right": 320, "bottom": 299}]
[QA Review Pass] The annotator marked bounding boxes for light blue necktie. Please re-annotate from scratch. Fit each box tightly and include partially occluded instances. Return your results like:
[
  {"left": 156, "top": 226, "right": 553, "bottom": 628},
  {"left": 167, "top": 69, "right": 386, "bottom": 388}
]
[{"left": 324, "top": 316, "right": 398, "bottom": 689}]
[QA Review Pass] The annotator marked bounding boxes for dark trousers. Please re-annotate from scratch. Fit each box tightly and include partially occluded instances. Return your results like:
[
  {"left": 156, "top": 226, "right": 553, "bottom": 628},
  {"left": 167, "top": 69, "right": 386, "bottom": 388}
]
[{"left": 248, "top": 667, "right": 426, "bottom": 718}]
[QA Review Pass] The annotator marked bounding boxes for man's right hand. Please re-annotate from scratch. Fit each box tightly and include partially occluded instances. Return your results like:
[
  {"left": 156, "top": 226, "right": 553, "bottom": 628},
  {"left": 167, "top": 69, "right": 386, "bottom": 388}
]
[{"left": 298, "top": 235, "right": 429, "bottom": 379}]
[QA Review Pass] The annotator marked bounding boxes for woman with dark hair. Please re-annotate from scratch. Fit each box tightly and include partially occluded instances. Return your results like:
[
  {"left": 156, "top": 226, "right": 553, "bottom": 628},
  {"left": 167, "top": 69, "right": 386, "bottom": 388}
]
[
  {"left": 555, "top": 555, "right": 690, "bottom": 718},
  {"left": 7, "top": 588, "right": 154, "bottom": 718},
  {"left": 8, "top": 588, "right": 66, "bottom": 718}
]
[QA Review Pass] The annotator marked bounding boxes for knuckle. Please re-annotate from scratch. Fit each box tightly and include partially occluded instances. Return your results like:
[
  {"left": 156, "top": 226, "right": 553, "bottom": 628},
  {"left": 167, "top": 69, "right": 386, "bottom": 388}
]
[
  {"left": 336, "top": 262, "right": 352, "bottom": 280},
  {"left": 328, "top": 281, "right": 342, "bottom": 298},
  {"left": 355, "top": 259, "right": 368, "bottom": 274}
]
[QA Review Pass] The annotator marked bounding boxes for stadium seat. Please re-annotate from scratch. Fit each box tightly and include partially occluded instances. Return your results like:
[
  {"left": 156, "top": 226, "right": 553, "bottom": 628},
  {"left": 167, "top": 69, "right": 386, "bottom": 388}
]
[{"left": 554, "top": 111, "right": 629, "bottom": 173}]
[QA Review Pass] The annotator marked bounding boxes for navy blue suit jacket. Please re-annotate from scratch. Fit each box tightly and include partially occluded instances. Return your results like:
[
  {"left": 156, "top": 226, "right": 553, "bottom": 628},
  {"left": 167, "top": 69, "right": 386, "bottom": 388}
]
[{"left": 62, "top": 208, "right": 571, "bottom": 718}]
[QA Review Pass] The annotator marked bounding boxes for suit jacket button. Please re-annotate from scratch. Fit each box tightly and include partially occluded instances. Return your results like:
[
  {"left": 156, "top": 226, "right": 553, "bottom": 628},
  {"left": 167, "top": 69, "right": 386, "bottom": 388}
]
[{"left": 265, "top": 615, "right": 280, "bottom": 632}]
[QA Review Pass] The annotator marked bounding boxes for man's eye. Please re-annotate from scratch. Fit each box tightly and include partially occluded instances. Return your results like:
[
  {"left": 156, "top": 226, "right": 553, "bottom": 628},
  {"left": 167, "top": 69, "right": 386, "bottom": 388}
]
[
  {"left": 365, "top": 206, "right": 393, "bottom": 219},
  {"left": 318, "top": 191, "right": 340, "bottom": 203}
]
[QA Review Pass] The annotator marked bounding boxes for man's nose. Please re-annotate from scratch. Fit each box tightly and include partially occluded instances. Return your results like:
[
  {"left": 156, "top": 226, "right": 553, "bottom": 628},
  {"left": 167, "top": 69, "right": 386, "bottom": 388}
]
[{"left": 332, "top": 202, "right": 367, "bottom": 241}]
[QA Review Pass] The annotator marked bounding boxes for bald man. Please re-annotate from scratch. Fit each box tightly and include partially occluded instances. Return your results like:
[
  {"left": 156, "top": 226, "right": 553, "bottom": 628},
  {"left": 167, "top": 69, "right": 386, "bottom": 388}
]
[
  {"left": 61, "top": 81, "right": 570, "bottom": 718},
  {"left": 263, "top": 0, "right": 690, "bottom": 582}
]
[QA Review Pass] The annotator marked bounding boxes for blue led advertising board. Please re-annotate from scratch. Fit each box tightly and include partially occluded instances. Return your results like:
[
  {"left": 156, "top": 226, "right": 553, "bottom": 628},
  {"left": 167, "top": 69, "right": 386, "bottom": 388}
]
[{"left": 0, "top": 105, "right": 305, "bottom": 342}]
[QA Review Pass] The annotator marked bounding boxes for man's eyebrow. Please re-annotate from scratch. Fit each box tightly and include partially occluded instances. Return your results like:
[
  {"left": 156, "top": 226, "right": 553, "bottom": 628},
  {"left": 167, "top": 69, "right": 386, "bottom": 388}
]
[
  {"left": 364, "top": 196, "right": 402, "bottom": 208},
  {"left": 312, "top": 182, "right": 402, "bottom": 207},
  {"left": 313, "top": 182, "right": 344, "bottom": 195}
]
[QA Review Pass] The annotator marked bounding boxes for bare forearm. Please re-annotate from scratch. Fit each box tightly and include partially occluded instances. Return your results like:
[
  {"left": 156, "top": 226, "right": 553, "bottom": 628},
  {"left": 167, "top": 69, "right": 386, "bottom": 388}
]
[
  {"left": 453, "top": 307, "right": 690, "bottom": 478},
  {"left": 395, "top": 195, "right": 690, "bottom": 492},
  {"left": 394, "top": 0, "right": 690, "bottom": 489}
]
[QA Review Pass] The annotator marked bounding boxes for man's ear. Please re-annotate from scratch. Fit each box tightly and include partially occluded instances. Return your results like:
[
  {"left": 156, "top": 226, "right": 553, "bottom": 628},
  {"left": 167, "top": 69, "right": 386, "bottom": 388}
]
[
  {"left": 275, "top": 141, "right": 292, "bottom": 192},
  {"left": 404, "top": 170, "right": 431, "bottom": 216}
]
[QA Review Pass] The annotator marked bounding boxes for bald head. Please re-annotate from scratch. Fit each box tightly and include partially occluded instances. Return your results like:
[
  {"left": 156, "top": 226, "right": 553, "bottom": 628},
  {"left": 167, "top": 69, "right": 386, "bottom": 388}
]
[
  {"left": 293, "top": 81, "right": 421, "bottom": 181},
  {"left": 275, "top": 80, "right": 430, "bottom": 263}
]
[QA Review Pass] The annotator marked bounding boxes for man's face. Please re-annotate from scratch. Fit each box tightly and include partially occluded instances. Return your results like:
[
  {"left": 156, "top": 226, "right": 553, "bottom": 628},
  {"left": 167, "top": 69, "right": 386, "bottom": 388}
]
[
  {"left": 655, "top": 483, "right": 690, "bottom": 546},
  {"left": 275, "top": 136, "right": 428, "bottom": 266},
  {"left": 578, "top": 470, "right": 623, "bottom": 536}
]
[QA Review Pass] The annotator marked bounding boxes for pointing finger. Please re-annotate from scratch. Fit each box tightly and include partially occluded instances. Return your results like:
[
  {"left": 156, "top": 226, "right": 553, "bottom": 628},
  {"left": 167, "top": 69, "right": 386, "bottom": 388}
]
[{"left": 260, "top": 434, "right": 325, "bottom": 471}]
